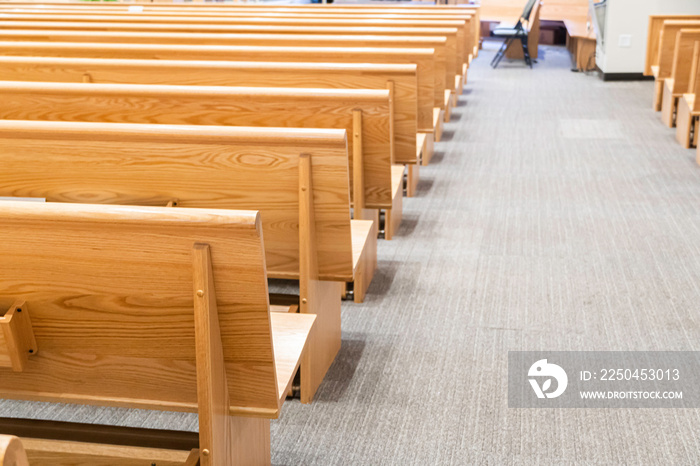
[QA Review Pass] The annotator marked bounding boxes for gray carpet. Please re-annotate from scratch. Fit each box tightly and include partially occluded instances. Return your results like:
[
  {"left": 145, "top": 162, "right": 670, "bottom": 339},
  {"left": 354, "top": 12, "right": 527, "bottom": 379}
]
[{"left": 5, "top": 42, "right": 700, "bottom": 464}]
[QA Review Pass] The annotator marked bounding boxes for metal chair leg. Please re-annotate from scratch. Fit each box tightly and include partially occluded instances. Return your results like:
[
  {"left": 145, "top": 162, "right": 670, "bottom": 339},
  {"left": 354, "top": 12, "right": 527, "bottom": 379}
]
[
  {"left": 491, "top": 37, "right": 513, "bottom": 69},
  {"left": 521, "top": 35, "right": 533, "bottom": 68}
]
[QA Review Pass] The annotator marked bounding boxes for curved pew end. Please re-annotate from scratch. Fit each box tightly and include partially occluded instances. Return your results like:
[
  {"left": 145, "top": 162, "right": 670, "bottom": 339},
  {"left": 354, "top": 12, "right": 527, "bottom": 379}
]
[
  {"left": 384, "top": 164, "right": 406, "bottom": 241},
  {"left": 661, "top": 79, "right": 679, "bottom": 127},
  {"left": 0, "top": 434, "right": 27, "bottom": 466},
  {"left": 347, "top": 219, "right": 378, "bottom": 304}
]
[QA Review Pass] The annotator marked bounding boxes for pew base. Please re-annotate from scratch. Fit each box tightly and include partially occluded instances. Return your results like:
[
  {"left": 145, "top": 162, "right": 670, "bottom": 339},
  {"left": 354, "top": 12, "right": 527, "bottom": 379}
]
[
  {"left": 455, "top": 74, "right": 463, "bottom": 96},
  {"left": 444, "top": 90, "right": 453, "bottom": 123},
  {"left": 417, "top": 131, "right": 434, "bottom": 169},
  {"left": 406, "top": 162, "right": 419, "bottom": 198},
  {"left": 676, "top": 95, "right": 698, "bottom": 149},
  {"left": 350, "top": 219, "right": 378, "bottom": 304},
  {"left": 654, "top": 77, "right": 664, "bottom": 112},
  {"left": 432, "top": 108, "right": 444, "bottom": 147},
  {"left": 661, "top": 80, "right": 679, "bottom": 128},
  {"left": 16, "top": 416, "right": 271, "bottom": 466},
  {"left": 384, "top": 164, "right": 405, "bottom": 241},
  {"left": 463, "top": 62, "right": 469, "bottom": 86},
  {"left": 300, "top": 280, "right": 342, "bottom": 404}
]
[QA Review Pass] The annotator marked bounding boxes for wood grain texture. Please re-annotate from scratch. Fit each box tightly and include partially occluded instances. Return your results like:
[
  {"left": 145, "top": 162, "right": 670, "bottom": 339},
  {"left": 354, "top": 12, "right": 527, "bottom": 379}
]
[
  {"left": 0, "top": 120, "right": 354, "bottom": 282},
  {"left": 668, "top": 30, "right": 700, "bottom": 94},
  {"left": 21, "top": 438, "right": 192, "bottom": 466},
  {"left": 656, "top": 21, "right": 700, "bottom": 80},
  {"left": 0, "top": 21, "right": 462, "bottom": 91},
  {"left": 0, "top": 28, "right": 448, "bottom": 113},
  {"left": 297, "top": 153, "right": 342, "bottom": 403},
  {"left": 0, "top": 200, "right": 287, "bottom": 418},
  {"left": 0, "top": 81, "right": 391, "bottom": 208},
  {"left": 645, "top": 15, "right": 700, "bottom": 76},
  {"left": 192, "top": 244, "right": 233, "bottom": 466},
  {"left": 0, "top": 5, "right": 478, "bottom": 62},
  {"left": 0, "top": 435, "right": 28, "bottom": 466},
  {"left": 0, "top": 56, "right": 418, "bottom": 164},
  {"left": 0, "top": 301, "right": 38, "bottom": 372},
  {"left": 0, "top": 5, "right": 476, "bottom": 59},
  {"left": 0, "top": 41, "right": 436, "bottom": 134}
]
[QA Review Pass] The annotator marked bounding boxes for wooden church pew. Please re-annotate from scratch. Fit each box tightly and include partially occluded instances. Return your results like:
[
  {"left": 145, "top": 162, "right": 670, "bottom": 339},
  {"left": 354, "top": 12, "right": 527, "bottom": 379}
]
[
  {"left": 660, "top": 29, "right": 700, "bottom": 127},
  {"left": 0, "top": 14, "right": 461, "bottom": 98},
  {"left": 0, "top": 4, "right": 479, "bottom": 62},
  {"left": 645, "top": 15, "right": 700, "bottom": 76},
  {"left": 0, "top": 14, "right": 470, "bottom": 90},
  {"left": 0, "top": 41, "right": 438, "bottom": 159},
  {"left": 0, "top": 121, "right": 353, "bottom": 406},
  {"left": 0, "top": 198, "right": 314, "bottom": 465},
  {"left": 0, "top": 80, "right": 381, "bottom": 302},
  {"left": 0, "top": 28, "right": 453, "bottom": 123},
  {"left": 649, "top": 20, "right": 700, "bottom": 111},
  {"left": 0, "top": 55, "right": 420, "bottom": 207},
  {"left": 676, "top": 41, "right": 700, "bottom": 149},
  {"left": 0, "top": 435, "right": 27, "bottom": 466}
]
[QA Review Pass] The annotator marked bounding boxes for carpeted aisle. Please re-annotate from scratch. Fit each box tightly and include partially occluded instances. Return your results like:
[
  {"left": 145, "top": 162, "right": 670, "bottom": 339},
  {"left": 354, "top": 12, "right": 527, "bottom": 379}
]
[{"left": 271, "top": 43, "right": 700, "bottom": 464}]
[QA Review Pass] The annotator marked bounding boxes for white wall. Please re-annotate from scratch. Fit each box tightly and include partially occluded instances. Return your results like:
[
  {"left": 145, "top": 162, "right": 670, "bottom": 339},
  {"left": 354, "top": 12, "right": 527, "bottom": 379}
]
[{"left": 598, "top": 0, "right": 700, "bottom": 74}]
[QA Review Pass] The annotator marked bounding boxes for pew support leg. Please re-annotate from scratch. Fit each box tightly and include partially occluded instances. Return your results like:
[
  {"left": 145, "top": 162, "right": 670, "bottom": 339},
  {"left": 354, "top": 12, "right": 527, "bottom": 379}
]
[
  {"left": 654, "top": 79, "right": 665, "bottom": 112},
  {"left": 661, "top": 83, "right": 678, "bottom": 128},
  {"left": 676, "top": 97, "right": 694, "bottom": 149}
]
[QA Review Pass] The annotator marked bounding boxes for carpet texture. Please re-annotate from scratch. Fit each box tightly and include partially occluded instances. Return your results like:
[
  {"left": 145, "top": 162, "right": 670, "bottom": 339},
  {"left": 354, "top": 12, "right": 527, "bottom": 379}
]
[{"left": 4, "top": 43, "right": 700, "bottom": 464}]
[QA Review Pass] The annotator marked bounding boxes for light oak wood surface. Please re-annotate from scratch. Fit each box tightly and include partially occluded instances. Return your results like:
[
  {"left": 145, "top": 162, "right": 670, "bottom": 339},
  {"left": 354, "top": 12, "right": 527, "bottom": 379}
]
[
  {"left": 0, "top": 80, "right": 393, "bottom": 209},
  {"left": 0, "top": 120, "right": 354, "bottom": 282},
  {"left": 0, "top": 41, "right": 437, "bottom": 134},
  {"left": 661, "top": 29, "right": 700, "bottom": 127},
  {"left": 0, "top": 121, "right": 349, "bottom": 403},
  {"left": 0, "top": 5, "right": 478, "bottom": 64},
  {"left": 0, "top": 56, "right": 418, "bottom": 164},
  {"left": 0, "top": 435, "right": 28, "bottom": 466},
  {"left": 645, "top": 15, "right": 700, "bottom": 76},
  {"left": 0, "top": 28, "right": 449, "bottom": 114},
  {"left": 0, "top": 199, "right": 313, "bottom": 418}
]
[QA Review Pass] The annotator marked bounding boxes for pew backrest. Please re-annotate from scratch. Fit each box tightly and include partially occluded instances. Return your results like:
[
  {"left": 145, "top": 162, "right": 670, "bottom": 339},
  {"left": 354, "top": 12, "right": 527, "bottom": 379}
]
[
  {"left": 670, "top": 29, "right": 700, "bottom": 93},
  {"left": 0, "top": 29, "right": 449, "bottom": 109},
  {"left": 0, "top": 56, "right": 418, "bottom": 164},
  {"left": 0, "top": 120, "right": 354, "bottom": 281},
  {"left": 0, "top": 80, "right": 391, "bottom": 209},
  {"left": 0, "top": 197, "right": 289, "bottom": 416},
  {"left": 645, "top": 14, "right": 700, "bottom": 76},
  {"left": 656, "top": 20, "right": 700, "bottom": 79},
  {"left": 0, "top": 41, "right": 436, "bottom": 134}
]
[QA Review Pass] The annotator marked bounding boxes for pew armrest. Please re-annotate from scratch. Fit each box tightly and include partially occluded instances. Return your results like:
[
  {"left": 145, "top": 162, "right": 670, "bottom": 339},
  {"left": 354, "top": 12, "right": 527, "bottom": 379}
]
[{"left": 270, "top": 312, "right": 316, "bottom": 404}]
